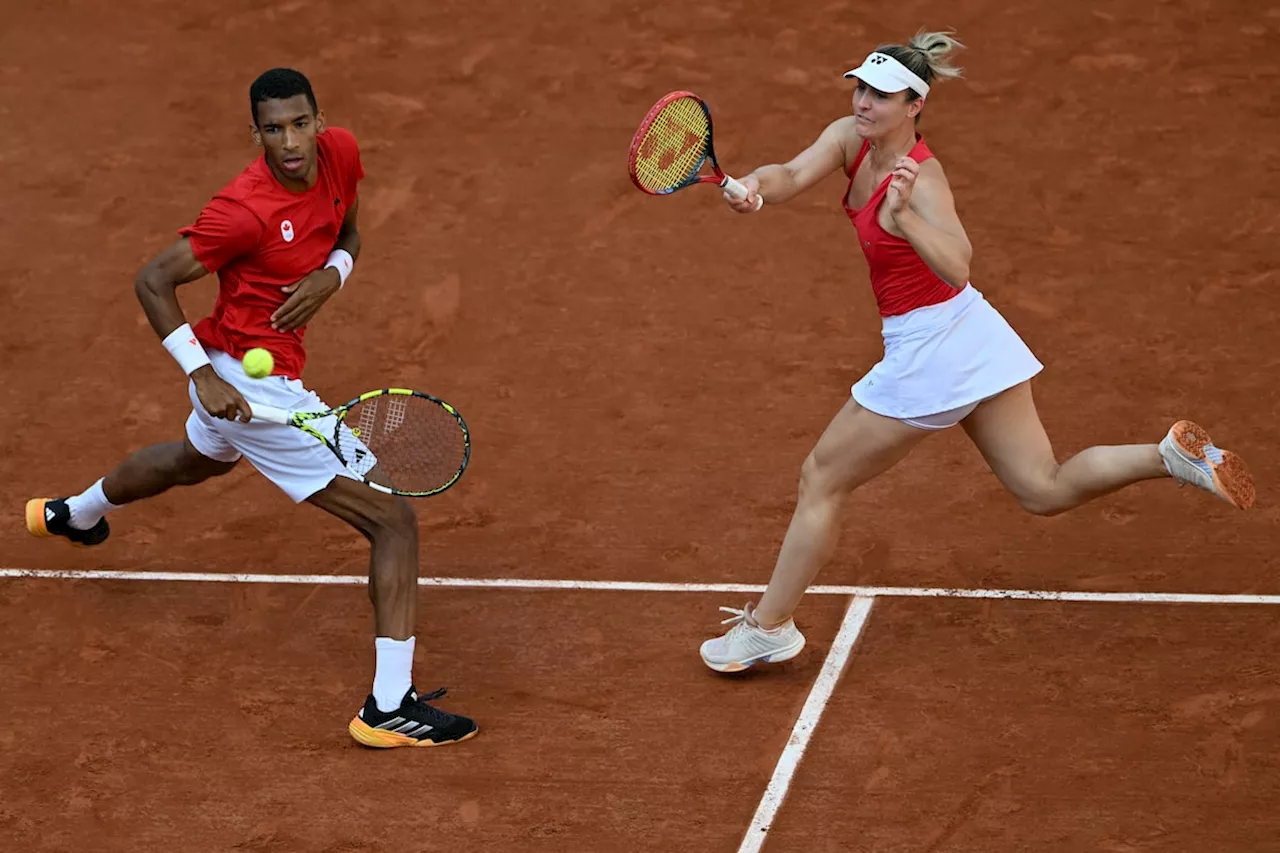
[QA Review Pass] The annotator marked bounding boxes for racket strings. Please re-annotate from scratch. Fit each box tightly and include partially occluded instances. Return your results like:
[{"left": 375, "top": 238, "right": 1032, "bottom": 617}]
[
  {"left": 632, "top": 97, "right": 710, "bottom": 193},
  {"left": 337, "top": 395, "right": 467, "bottom": 494}
]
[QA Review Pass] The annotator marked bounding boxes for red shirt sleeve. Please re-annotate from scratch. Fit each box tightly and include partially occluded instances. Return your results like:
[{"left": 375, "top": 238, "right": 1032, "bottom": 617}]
[
  {"left": 178, "top": 197, "right": 264, "bottom": 273},
  {"left": 321, "top": 126, "right": 365, "bottom": 203}
]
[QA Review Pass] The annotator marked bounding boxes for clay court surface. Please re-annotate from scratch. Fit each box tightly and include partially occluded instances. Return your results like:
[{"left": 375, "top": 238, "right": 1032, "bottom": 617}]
[{"left": 2, "top": 0, "right": 1279, "bottom": 850}]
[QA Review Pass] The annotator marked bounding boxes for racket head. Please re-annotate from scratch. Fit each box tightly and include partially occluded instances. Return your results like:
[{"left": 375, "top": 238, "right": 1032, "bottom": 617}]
[
  {"left": 319, "top": 388, "right": 471, "bottom": 498},
  {"left": 627, "top": 90, "right": 721, "bottom": 196}
]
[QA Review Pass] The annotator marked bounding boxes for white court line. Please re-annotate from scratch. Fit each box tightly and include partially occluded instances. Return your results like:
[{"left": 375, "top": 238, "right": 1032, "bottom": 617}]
[
  {"left": 738, "top": 596, "right": 875, "bottom": 853},
  {"left": 2, "top": 568, "right": 1279, "bottom": 604}
]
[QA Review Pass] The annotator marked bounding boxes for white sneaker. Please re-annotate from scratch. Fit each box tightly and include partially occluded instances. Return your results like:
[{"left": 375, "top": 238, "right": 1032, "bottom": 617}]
[
  {"left": 1159, "top": 420, "right": 1255, "bottom": 509},
  {"left": 699, "top": 603, "right": 806, "bottom": 673}
]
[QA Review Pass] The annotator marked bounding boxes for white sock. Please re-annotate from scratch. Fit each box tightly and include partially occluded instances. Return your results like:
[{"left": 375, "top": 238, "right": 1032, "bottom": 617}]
[
  {"left": 65, "top": 478, "right": 121, "bottom": 531},
  {"left": 372, "top": 636, "right": 415, "bottom": 713}
]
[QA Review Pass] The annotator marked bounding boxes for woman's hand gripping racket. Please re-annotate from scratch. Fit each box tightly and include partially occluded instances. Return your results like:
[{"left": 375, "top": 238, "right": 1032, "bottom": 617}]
[
  {"left": 627, "top": 90, "right": 763, "bottom": 211},
  {"left": 251, "top": 388, "right": 470, "bottom": 498}
]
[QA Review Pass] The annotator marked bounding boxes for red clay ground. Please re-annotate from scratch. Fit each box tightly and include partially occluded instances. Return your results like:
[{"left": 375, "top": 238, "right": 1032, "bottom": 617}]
[
  {"left": 770, "top": 599, "right": 1280, "bottom": 851},
  {"left": 1, "top": 0, "right": 1278, "bottom": 850},
  {"left": 0, "top": 583, "right": 853, "bottom": 852}
]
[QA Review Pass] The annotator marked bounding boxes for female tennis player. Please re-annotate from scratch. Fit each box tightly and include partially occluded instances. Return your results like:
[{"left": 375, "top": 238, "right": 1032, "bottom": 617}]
[{"left": 700, "top": 31, "right": 1257, "bottom": 672}]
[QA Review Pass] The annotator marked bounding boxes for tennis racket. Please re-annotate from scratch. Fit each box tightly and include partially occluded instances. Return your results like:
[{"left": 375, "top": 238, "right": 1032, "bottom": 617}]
[
  {"left": 251, "top": 388, "right": 470, "bottom": 498},
  {"left": 627, "top": 90, "right": 764, "bottom": 210}
]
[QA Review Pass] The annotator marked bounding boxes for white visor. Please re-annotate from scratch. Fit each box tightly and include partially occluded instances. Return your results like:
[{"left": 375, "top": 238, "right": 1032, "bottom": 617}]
[{"left": 843, "top": 52, "right": 930, "bottom": 99}]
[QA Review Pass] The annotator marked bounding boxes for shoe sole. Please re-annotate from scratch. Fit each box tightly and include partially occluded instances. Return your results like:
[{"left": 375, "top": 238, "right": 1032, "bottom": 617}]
[
  {"left": 702, "top": 635, "right": 807, "bottom": 673},
  {"left": 1170, "top": 421, "right": 1256, "bottom": 510},
  {"left": 348, "top": 717, "right": 480, "bottom": 748}
]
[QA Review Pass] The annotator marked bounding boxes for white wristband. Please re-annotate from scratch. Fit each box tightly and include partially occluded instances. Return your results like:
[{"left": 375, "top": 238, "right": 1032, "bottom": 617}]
[
  {"left": 161, "top": 323, "right": 212, "bottom": 375},
  {"left": 324, "top": 249, "right": 354, "bottom": 289}
]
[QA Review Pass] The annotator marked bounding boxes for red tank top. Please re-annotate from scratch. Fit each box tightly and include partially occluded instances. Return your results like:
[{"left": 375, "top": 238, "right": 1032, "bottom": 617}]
[{"left": 842, "top": 135, "right": 961, "bottom": 317}]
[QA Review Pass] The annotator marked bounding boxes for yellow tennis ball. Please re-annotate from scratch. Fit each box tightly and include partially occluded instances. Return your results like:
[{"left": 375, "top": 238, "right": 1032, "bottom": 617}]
[{"left": 242, "top": 348, "right": 274, "bottom": 379}]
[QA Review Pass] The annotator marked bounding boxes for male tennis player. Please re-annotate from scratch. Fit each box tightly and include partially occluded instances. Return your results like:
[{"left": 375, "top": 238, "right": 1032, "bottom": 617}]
[{"left": 24, "top": 68, "right": 477, "bottom": 748}]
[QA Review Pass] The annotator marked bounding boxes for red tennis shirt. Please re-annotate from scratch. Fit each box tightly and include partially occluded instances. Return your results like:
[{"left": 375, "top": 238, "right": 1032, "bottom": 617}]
[
  {"left": 842, "top": 135, "right": 962, "bottom": 317},
  {"left": 179, "top": 126, "right": 364, "bottom": 379}
]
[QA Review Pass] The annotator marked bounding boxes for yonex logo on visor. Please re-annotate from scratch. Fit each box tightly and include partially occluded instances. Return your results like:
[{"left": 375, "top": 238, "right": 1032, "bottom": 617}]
[{"left": 844, "top": 52, "right": 931, "bottom": 99}]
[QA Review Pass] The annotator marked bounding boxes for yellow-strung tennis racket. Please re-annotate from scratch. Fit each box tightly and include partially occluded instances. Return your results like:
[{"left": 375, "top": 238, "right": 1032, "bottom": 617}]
[
  {"left": 251, "top": 388, "right": 470, "bottom": 498},
  {"left": 627, "top": 90, "right": 763, "bottom": 210}
]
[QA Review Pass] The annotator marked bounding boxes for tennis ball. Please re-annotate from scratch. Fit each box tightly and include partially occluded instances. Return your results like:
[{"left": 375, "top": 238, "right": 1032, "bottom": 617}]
[{"left": 242, "top": 348, "right": 274, "bottom": 379}]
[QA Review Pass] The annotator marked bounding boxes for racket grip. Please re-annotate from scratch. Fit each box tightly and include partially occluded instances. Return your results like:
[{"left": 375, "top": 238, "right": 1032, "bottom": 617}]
[
  {"left": 250, "top": 402, "right": 291, "bottom": 424},
  {"left": 721, "top": 175, "right": 764, "bottom": 211}
]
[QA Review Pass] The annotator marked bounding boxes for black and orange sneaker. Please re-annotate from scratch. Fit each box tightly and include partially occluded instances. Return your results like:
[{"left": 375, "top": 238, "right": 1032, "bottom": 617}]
[
  {"left": 25, "top": 498, "right": 110, "bottom": 547},
  {"left": 349, "top": 686, "right": 478, "bottom": 748}
]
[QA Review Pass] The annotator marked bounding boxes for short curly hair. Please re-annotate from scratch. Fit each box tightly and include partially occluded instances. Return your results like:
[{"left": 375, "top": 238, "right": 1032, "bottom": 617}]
[{"left": 249, "top": 68, "right": 318, "bottom": 126}]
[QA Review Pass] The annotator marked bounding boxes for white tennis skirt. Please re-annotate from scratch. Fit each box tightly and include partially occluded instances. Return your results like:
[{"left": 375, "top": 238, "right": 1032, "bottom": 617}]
[{"left": 850, "top": 283, "right": 1044, "bottom": 420}]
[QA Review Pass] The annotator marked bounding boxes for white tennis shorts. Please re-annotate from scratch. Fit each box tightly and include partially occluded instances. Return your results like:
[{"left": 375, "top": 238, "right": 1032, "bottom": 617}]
[{"left": 185, "top": 350, "right": 363, "bottom": 502}]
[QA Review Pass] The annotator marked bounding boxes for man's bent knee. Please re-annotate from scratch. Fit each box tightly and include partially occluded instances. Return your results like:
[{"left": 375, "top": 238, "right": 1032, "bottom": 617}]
[
  {"left": 177, "top": 438, "right": 238, "bottom": 485},
  {"left": 373, "top": 496, "right": 418, "bottom": 541},
  {"left": 307, "top": 475, "right": 420, "bottom": 543},
  {"left": 348, "top": 491, "right": 417, "bottom": 543}
]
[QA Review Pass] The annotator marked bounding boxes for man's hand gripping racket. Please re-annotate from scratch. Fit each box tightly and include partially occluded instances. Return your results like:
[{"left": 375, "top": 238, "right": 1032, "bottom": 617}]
[
  {"left": 251, "top": 388, "right": 470, "bottom": 498},
  {"left": 627, "top": 91, "right": 763, "bottom": 211}
]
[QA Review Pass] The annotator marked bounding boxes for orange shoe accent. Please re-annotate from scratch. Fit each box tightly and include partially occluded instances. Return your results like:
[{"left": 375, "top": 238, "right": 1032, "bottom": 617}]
[
  {"left": 25, "top": 499, "right": 53, "bottom": 537},
  {"left": 348, "top": 716, "right": 478, "bottom": 748},
  {"left": 1170, "top": 421, "right": 1256, "bottom": 510}
]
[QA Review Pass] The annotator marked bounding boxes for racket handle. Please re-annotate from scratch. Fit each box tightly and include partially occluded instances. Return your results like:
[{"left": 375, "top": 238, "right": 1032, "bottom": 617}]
[
  {"left": 250, "top": 402, "right": 291, "bottom": 425},
  {"left": 721, "top": 175, "right": 764, "bottom": 211}
]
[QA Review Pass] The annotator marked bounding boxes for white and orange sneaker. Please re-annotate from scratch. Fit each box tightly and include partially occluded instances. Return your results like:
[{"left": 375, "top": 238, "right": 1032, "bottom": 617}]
[
  {"left": 699, "top": 603, "right": 806, "bottom": 673},
  {"left": 1159, "top": 420, "right": 1255, "bottom": 509}
]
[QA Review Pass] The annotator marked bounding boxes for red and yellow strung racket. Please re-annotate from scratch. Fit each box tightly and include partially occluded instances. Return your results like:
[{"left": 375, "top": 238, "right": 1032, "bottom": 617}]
[{"left": 627, "top": 91, "right": 763, "bottom": 210}]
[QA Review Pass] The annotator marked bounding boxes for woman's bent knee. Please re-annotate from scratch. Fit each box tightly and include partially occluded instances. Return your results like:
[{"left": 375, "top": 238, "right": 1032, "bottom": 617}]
[
  {"left": 798, "top": 452, "right": 847, "bottom": 504},
  {"left": 1016, "top": 485, "right": 1067, "bottom": 517}
]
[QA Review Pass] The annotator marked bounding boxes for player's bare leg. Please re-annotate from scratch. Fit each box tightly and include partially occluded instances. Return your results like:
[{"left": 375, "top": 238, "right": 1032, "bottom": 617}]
[
  {"left": 25, "top": 437, "right": 237, "bottom": 546},
  {"left": 756, "top": 401, "right": 928, "bottom": 625},
  {"left": 307, "top": 476, "right": 478, "bottom": 747},
  {"left": 307, "top": 476, "right": 419, "bottom": 638},
  {"left": 102, "top": 438, "right": 240, "bottom": 504},
  {"left": 700, "top": 398, "right": 930, "bottom": 672},
  {"left": 962, "top": 381, "right": 1254, "bottom": 512}
]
